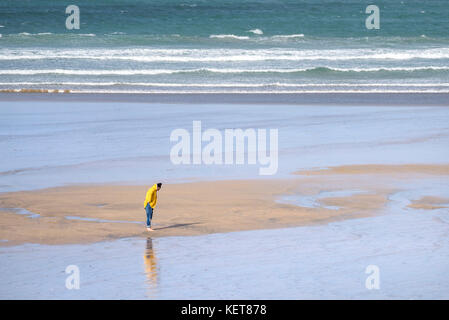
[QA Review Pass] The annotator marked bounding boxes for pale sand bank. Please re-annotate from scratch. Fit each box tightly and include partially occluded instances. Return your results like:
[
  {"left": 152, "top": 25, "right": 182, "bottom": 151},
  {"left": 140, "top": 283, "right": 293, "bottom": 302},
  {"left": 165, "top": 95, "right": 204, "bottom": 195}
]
[
  {"left": 295, "top": 164, "right": 449, "bottom": 176},
  {"left": 1, "top": 164, "right": 448, "bottom": 246},
  {"left": 408, "top": 196, "right": 449, "bottom": 210},
  {"left": 0, "top": 180, "right": 390, "bottom": 246}
]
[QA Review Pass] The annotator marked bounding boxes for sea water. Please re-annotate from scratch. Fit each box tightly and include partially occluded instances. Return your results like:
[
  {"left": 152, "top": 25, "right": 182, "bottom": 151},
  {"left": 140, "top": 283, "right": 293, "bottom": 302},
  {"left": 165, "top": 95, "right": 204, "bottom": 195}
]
[{"left": 1, "top": 0, "right": 449, "bottom": 93}]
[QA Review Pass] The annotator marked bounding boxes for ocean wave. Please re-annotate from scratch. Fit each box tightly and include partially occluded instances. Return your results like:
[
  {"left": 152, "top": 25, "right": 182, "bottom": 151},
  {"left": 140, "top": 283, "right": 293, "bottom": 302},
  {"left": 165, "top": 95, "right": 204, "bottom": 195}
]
[
  {"left": 0, "top": 69, "right": 183, "bottom": 75},
  {"left": 14, "top": 32, "right": 54, "bottom": 36},
  {"left": 180, "top": 3, "right": 197, "bottom": 7},
  {"left": 1, "top": 66, "right": 447, "bottom": 76},
  {"left": 3, "top": 86, "right": 449, "bottom": 94},
  {"left": 2, "top": 48, "right": 449, "bottom": 62},
  {"left": 2, "top": 82, "right": 449, "bottom": 88},
  {"left": 6, "top": 32, "right": 94, "bottom": 38},
  {"left": 205, "top": 33, "right": 306, "bottom": 41},
  {"left": 1, "top": 33, "right": 448, "bottom": 48},
  {"left": 248, "top": 29, "right": 263, "bottom": 35},
  {"left": 56, "top": 89, "right": 449, "bottom": 94},
  {"left": 207, "top": 33, "right": 306, "bottom": 41},
  {"left": 271, "top": 34, "right": 304, "bottom": 39},
  {"left": 209, "top": 34, "right": 250, "bottom": 40}
]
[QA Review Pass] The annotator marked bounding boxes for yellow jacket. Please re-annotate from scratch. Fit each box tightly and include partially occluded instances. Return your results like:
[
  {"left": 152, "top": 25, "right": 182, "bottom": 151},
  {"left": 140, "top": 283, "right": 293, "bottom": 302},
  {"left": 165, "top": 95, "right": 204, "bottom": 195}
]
[{"left": 144, "top": 184, "right": 158, "bottom": 209}]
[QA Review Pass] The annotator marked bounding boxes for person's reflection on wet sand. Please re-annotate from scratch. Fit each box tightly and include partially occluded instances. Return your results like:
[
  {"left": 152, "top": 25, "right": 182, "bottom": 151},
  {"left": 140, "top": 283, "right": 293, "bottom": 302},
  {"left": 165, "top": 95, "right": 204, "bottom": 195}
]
[{"left": 143, "top": 237, "right": 158, "bottom": 294}]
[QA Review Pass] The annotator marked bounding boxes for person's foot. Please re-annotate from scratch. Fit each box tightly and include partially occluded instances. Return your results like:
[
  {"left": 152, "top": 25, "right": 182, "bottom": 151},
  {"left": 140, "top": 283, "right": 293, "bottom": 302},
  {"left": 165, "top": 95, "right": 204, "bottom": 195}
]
[{"left": 146, "top": 227, "right": 154, "bottom": 232}]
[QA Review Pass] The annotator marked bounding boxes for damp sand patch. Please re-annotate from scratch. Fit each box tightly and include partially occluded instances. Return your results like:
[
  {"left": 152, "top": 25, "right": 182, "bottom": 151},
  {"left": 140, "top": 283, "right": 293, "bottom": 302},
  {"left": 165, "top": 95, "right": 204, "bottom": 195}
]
[
  {"left": 408, "top": 196, "right": 449, "bottom": 210},
  {"left": 65, "top": 215, "right": 143, "bottom": 225},
  {"left": 0, "top": 208, "right": 40, "bottom": 218},
  {"left": 278, "top": 190, "right": 368, "bottom": 210}
]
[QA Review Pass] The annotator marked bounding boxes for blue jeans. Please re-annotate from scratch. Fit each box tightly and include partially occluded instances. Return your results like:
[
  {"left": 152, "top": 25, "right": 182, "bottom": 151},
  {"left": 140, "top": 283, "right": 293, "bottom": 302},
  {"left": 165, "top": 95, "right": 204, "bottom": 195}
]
[{"left": 145, "top": 203, "right": 153, "bottom": 227}]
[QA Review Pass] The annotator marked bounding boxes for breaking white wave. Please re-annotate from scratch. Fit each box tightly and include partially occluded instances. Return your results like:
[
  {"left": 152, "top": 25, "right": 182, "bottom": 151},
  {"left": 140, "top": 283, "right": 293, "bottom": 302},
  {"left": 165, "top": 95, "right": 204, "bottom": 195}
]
[
  {"left": 209, "top": 34, "right": 250, "bottom": 40},
  {"left": 248, "top": 29, "right": 263, "bottom": 35},
  {"left": 1, "top": 66, "right": 448, "bottom": 76},
  {"left": 272, "top": 34, "right": 304, "bottom": 38},
  {"left": 2, "top": 81, "right": 449, "bottom": 88},
  {"left": 2, "top": 47, "right": 449, "bottom": 62}
]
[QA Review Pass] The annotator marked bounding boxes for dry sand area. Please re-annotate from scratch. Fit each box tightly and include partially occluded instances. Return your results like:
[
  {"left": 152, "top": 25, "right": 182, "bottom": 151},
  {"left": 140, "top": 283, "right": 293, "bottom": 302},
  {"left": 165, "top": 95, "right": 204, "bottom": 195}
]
[{"left": 0, "top": 164, "right": 448, "bottom": 246}]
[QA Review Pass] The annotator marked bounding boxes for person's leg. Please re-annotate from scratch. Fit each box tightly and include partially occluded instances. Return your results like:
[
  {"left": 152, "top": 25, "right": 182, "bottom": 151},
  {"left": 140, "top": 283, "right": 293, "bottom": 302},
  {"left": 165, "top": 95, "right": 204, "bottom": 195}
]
[
  {"left": 145, "top": 204, "right": 152, "bottom": 227},
  {"left": 148, "top": 206, "right": 153, "bottom": 227}
]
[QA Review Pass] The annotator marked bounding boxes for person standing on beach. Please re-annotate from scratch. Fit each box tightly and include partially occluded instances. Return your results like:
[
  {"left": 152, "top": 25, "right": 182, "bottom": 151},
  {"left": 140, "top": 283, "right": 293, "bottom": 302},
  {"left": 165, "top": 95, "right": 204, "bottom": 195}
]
[{"left": 144, "top": 183, "right": 162, "bottom": 231}]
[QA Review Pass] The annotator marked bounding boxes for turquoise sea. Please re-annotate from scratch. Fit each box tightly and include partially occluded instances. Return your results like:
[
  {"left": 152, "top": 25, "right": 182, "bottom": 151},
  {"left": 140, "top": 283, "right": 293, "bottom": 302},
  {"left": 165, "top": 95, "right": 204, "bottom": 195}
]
[{"left": 1, "top": 0, "right": 449, "bottom": 93}]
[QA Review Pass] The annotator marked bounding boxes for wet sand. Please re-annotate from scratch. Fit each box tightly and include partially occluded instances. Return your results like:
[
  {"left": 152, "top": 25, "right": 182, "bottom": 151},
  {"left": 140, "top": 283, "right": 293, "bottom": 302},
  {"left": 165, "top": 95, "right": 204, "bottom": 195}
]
[
  {"left": 2, "top": 102, "right": 448, "bottom": 193},
  {"left": 295, "top": 164, "right": 449, "bottom": 176},
  {"left": 1, "top": 163, "right": 448, "bottom": 246},
  {"left": 2, "top": 92, "right": 449, "bottom": 106}
]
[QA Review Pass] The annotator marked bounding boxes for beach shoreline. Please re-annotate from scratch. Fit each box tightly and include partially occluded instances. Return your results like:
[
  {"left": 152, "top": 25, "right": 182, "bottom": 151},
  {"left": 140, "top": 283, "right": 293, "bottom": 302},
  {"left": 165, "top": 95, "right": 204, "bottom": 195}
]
[{"left": 1, "top": 92, "right": 449, "bottom": 106}]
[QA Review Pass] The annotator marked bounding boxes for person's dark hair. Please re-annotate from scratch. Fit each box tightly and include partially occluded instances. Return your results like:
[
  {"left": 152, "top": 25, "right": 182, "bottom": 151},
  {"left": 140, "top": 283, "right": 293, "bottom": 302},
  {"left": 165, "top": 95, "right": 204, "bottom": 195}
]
[{"left": 157, "top": 183, "right": 162, "bottom": 188}]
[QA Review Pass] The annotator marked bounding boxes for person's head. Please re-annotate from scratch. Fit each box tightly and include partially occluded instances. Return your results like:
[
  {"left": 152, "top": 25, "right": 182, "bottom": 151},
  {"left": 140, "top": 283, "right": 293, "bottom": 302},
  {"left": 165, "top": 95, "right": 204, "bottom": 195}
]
[{"left": 156, "top": 182, "right": 162, "bottom": 191}]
